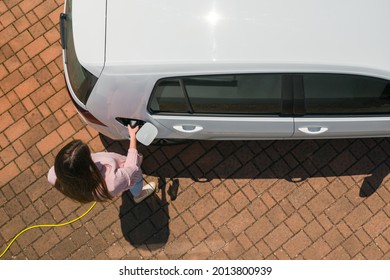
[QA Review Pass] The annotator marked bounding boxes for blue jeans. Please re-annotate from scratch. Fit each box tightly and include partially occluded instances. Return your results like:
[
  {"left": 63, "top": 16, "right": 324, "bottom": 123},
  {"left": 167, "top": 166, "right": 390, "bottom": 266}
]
[{"left": 130, "top": 178, "right": 143, "bottom": 197}]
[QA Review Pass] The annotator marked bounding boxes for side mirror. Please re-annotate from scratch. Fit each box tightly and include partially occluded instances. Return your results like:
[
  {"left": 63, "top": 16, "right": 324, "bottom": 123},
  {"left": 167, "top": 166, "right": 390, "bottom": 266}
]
[{"left": 136, "top": 122, "right": 158, "bottom": 146}]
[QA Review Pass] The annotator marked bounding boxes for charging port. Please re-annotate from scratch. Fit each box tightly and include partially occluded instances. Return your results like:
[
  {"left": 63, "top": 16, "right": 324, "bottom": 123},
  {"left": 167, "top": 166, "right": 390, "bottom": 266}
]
[{"left": 115, "top": 117, "right": 145, "bottom": 128}]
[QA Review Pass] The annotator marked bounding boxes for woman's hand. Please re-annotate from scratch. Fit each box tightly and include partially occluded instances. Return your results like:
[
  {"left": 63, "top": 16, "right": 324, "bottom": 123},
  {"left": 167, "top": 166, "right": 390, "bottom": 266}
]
[
  {"left": 128, "top": 125, "right": 139, "bottom": 149},
  {"left": 128, "top": 125, "right": 139, "bottom": 137}
]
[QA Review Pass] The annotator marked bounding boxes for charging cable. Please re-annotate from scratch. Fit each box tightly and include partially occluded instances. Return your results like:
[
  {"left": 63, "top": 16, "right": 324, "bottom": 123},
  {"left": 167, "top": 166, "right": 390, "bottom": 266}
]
[{"left": 0, "top": 201, "right": 96, "bottom": 259}]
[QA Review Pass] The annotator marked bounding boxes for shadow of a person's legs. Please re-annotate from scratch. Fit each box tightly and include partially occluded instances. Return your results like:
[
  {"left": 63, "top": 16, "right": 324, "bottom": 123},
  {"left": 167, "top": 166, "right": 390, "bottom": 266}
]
[
  {"left": 359, "top": 163, "right": 390, "bottom": 197},
  {"left": 119, "top": 180, "right": 170, "bottom": 249}
]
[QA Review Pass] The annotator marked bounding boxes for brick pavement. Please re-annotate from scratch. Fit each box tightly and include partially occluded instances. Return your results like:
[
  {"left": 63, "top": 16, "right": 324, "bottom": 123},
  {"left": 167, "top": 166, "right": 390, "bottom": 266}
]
[{"left": 0, "top": 0, "right": 389, "bottom": 260}]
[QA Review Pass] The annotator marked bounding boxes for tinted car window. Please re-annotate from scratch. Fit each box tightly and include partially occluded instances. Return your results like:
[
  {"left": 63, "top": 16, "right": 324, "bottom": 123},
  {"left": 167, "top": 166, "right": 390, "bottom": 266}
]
[
  {"left": 150, "top": 74, "right": 282, "bottom": 115},
  {"left": 150, "top": 79, "right": 189, "bottom": 113},
  {"left": 64, "top": 0, "right": 98, "bottom": 105},
  {"left": 303, "top": 74, "right": 390, "bottom": 114}
]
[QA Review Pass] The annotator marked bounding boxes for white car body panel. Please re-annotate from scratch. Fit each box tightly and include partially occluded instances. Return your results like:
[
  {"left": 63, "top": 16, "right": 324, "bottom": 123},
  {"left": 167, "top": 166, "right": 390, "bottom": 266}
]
[{"left": 65, "top": 0, "right": 390, "bottom": 140}]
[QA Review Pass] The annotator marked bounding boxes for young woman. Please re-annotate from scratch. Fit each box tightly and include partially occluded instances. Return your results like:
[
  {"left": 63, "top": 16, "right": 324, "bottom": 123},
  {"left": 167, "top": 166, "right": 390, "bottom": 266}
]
[{"left": 47, "top": 125, "right": 155, "bottom": 203}]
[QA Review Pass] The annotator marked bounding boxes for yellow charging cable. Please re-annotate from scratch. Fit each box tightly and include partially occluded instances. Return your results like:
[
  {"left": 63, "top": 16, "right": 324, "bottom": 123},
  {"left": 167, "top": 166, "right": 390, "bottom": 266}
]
[{"left": 0, "top": 201, "right": 96, "bottom": 259}]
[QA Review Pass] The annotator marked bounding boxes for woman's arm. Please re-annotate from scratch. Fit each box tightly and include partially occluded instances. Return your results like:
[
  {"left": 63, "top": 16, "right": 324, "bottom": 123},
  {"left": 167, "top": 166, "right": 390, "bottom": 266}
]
[{"left": 128, "top": 125, "right": 139, "bottom": 150}]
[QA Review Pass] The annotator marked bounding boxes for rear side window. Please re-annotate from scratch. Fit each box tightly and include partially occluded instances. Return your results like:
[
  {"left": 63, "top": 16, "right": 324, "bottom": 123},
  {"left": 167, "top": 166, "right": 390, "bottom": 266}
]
[
  {"left": 303, "top": 74, "right": 390, "bottom": 115},
  {"left": 63, "top": 0, "right": 97, "bottom": 105},
  {"left": 150, "top": 74, "right": 282, "bottom": 115}
]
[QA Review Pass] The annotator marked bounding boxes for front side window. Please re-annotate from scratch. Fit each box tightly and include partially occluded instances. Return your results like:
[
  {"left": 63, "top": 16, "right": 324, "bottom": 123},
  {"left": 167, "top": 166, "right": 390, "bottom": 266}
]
[
  {"left": 150, "top": 74, "right": 283, "bottom": 115},
  {"left": 63, "top": 0, "right": 97, "bottom": 105},
  {"left": 303, "top": 74, "right": 390, "bottom": 115}
]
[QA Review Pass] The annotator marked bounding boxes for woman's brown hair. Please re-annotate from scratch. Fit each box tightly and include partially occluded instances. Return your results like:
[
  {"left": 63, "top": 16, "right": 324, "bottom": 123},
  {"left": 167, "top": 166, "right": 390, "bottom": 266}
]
[{"left": 54, "top": 140, "right": 113, "bottom": 203}]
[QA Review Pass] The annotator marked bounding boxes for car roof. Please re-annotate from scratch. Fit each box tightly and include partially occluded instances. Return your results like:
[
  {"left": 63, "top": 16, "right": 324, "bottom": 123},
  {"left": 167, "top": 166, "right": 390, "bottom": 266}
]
[{"left": 102, "top": 0, "right": 390, "bottom": 79}]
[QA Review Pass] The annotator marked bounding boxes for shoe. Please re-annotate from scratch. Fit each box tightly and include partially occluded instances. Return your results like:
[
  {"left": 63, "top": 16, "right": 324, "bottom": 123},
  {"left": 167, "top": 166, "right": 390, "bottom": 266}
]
[{"left": 133, "top": 182, "right": 156, "bottom": 203}]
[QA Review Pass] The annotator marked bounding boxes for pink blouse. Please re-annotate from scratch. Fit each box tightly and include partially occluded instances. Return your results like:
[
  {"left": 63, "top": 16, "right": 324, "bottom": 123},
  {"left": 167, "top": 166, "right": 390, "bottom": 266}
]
[{"left": 47, "top": 148, "right": 143, "bottom": 197}]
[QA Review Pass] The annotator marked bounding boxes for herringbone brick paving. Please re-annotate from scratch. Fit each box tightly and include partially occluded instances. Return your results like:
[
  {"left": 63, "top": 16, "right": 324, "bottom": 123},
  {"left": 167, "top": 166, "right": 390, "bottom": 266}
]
[{"left": 0, "top": 0, "right": 389, "bottom": 260}]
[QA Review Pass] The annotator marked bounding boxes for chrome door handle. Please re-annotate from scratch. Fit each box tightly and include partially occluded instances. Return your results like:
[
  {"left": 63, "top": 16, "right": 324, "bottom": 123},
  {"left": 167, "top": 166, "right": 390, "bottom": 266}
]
[
  {"left": 298, "top": 126, "right": 328, "bottom": 135},
  {"left": 173, "top": 125, "right": 203, "bottom": 133}
]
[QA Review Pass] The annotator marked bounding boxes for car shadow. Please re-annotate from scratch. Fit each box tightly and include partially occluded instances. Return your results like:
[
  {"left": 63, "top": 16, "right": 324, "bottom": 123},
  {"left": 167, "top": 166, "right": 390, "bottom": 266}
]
[{"left": 100, "top": 135, "right": 390, "bottom": 247}]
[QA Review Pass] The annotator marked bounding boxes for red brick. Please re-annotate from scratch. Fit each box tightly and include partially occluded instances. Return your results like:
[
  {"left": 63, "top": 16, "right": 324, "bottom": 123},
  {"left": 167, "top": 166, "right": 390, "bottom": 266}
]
[
  {"left": 36, "top": 130, "right": 62, "bottom": 155},
  {"left": 25, "top": 10, "right": 38, "bottom": 24},
  {"left": 44, "top": 27, "right": 60, "bottom": 44},
  {"left": 230, "top": 190, "right": 250, "bottom": 212},
  {"left": 183, "top": 243, "right": 211, "bottom": 260},
  {"left": 8, "top": 102, "right": 27, "bottom": 120},
  {"left": 208, "top": 201, "right": 236, "bottom": 228},
  {"left": 224, "top": 239, "right": 245, "bottom": 259},
  {"left": 4, "top": 55, "right": 21, "bottom": 72},
  {"left": 0, "top": 70, "right": 24, "bottom": 93},
  {"left": 7, "top": 90, "right": 20, "bottom": 105},
  {"left": 325, "top": 197, "right": 354, "bottom": 224},
  {"left": 344, "top": 204, "right": 373, "bottom": 231},
  {"left": 25, "top": 108, "right": 43, "bottom": 126},
  {"left": 31, "top": 55, "right": 45, "bottom": 70},
  {"left": 26, "top": 176, "right": 50, "bottom": 202},
  {"left": 0, "top": 10, "right": 16, "bottom": 27},
  {"left": 307, "top": 190, "right": 335, "bottom": 216},
  {"left": 40, "top": 42, "right": 61, "bottom": 64},
  {"left": 33, "top": 0, "right": 58, "bottom": 19},
  {"left": 190, "top": 194, "right": 218, "bottom": 221},
  {"left": 13, "top": 15, "right": 30, "bottom": 32},
  {"left": 0, "top": 133, "right": 8, "bottom": 149},
  {"left": 30, "top": 82, "right": 55, "bottom": 105},
  {"left": 8, "top": 30, "right": 33, "bottom": 52},
  {"left": 163, "top": 235, "right": 193, "bottom": 259},
  {"left": 4, "top": 117, "right": 29, "bottom": 141},
  {"left": 304, "top": 220, "right": 325, "bottom": 241},
  {"left": 361, "top": 242, "right": 384, "bottom": 259},
  {"left": 0, "top": 64, "right": 8, "bottom": 80},
  {"left": 0, "top": 145, "right": 17, "bottom": 164},
  {"left": 21, "top": 96, "right": 35, "bottom": 111},
  {"left": 30, "top": 158, "right": 49, "bottom": 177},
  {"left": 19, "top": 124, "right": 46, "bottom": 149},
  {"left": 33, "top": 229, "right": 60, "bottom": 257},
  {"left": 15, "top": 151, "right": 33, "bottom": 170},
  {"left": 204, "top": 231, "right": 225, "bottom": 252},
  {"left": 0, "top": 1, "right": 7, "bottom": 13},
  {"left": 11, "top": 3, "right": 23, "bottom": 18},
  {"left": 186, "top": 225, "right": 207, "bottom": 245},
  {"left": 19, "top": 61, "right": 36, "bottom": 78},
  {"left": 324, "top": 245, "right": 350, "bottom": 260},
  {"left": 46, "top": 88, "right": 69, "bottom": 112},
  {"left": 0, "top": 161, "right": 20, "bottom": 187},
  {"left": 10, "top": 168, "right": 36, "bottom": 194},
  {"left": 0, "top": 25, "right": 18, "bottom": 48},
  {"left": 1, "top": 214, "right": 26, "bottom": 242},
  {"left": 30, "top": 22, "right": 46, "bottom": 39},
  {"left": 288, "top": 183, "right": 316, "bottom": 209},
  {"left": 19, "top": 0, "right": 44, "bottom": 13},
  {"left": 227, "top": 209, "right": 255, "bottom": 236},
  {"left": 170, "top": 216, "right": 188, "bottom": 238},
  {"left": 342, "top": 235, "right": 363, "bottom": 257},
  {"left": 266, "top": 205, "right": 287, "bottom": 226},
  {"left": 0, "top": 96, "right": 12, "bottom": 114},
  {"left": 285, "top": 212, "right": 306, "bottom": 233},
  {"left": 35, "top": 66, "right": 52, "bottom": 84},
  {"left": 24, "top": 36, "right": 49, "bottom": 58},
  {"left": 363, "top": 211, "right": 389, "bottom": 239},
  {"left": 41, "top": 114, "right": 60, "bottom": 133},
  {"left": 283, "top": 231, "right": 312, "bottom": 258},
  {"left": 264, "top": 223, "right": 293, "bottom": 251},
  {"left": 40, "top": 15, "right": 55, "bottom": 30},
  {"left": 302, "top": 239, "right": 332, "bottom": 259}
]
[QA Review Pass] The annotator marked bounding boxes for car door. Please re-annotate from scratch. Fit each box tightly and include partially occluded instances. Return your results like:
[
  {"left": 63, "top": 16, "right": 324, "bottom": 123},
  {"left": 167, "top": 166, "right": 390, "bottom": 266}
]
[
  {"left": 148, "top": 73, "right": 294, "bottom": 140},
  {"left": 292, "top": 73, "right": 390, "bottom": 139}
]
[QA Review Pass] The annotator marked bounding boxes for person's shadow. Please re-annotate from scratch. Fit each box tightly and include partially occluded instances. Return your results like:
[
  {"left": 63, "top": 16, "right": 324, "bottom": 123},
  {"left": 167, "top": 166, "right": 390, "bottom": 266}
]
[{"left": 119, "top": 177, "right": 170, "bottom": 249}]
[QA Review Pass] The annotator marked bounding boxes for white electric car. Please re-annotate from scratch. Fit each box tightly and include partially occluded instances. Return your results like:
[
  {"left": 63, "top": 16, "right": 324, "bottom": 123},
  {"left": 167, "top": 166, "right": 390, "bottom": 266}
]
[{"left": 60, "top": 0, "right": 390, "bottom": 143}]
